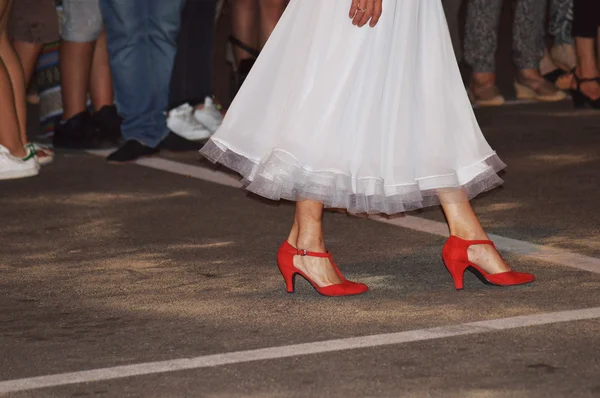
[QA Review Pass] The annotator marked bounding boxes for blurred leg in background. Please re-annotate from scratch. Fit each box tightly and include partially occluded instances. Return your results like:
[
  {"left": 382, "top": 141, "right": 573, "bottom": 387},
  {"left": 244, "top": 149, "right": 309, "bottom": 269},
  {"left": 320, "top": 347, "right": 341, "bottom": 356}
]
[
  {"left": 539, "top": 0, "right": 575, "bottom": 91},
  {"left": 9, "top": 0, "right": 59, "bottom": 164},
  {"left": 569, "top": 0, "right": 600, "bottom": 108},
  {"left": 166, "top": 0, "right": 223, "bottom": 147},
  {"left": 100, "top": 0, "right": 185, "bottom": 162},
  {"left": 464, "top": 0, "right": 565, "bottom": 106},
  {"left": 442, "top": 0, "right": 464, "bottom": 63},
  {"left": 0, "top": 0, "right": 39, "bottom": 179},
  {"left": 548, "top": 0, "right": 576, "bottom": 70},
  {"left": 54, "top": 0, "right": 119, "bottom": 150},
  {"left": 229, "top": 0, "right": 287, "bottom": 96}
]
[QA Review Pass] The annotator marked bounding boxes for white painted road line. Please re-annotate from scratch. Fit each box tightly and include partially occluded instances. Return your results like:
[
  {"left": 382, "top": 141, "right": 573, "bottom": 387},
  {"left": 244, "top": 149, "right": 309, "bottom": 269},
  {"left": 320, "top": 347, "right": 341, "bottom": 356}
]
[
  {"left": 89, "top": 152, "right": 600, "bottom": 275},
  {"left": 1, "top": 307, "right": 599, "bottom": 394},
  {"left": 372, "top": 215, "right": 600, "bottom": 274},
  {"left": 137, "top": 157, "right": 242, "bottom": 189}
]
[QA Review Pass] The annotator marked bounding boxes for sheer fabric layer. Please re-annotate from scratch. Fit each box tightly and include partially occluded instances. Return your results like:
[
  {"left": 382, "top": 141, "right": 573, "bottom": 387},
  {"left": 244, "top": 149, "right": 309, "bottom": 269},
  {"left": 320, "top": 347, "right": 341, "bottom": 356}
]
[
  {"left": 202, "top": 139, "right": 506, "bottom": 214},
  {"left": 201, "top": 0, "right": 507, "bottom": 214}
]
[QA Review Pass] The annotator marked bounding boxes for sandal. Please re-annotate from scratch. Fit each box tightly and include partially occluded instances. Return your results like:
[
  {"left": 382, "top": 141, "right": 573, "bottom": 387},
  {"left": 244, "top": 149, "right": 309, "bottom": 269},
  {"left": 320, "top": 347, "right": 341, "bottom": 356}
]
[
  {"left": 542, "top": 68, "right": 573, "bottom": 91},
  {"left": 571, "top": 72, "right": 600, "bottom": 109}
]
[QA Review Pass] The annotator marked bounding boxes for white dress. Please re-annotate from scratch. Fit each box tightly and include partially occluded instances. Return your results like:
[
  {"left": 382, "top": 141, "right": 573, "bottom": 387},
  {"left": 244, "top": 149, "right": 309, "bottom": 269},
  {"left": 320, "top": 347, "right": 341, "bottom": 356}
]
[{"left": 201, "top": 0, "right": 506, "bottom": 214}]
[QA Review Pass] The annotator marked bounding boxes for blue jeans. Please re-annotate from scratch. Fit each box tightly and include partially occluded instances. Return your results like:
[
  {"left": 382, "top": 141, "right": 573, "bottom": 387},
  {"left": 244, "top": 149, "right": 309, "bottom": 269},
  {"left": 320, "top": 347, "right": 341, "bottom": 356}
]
[{"left": 99, "top": 0, "right": 185, "bottom": 147}]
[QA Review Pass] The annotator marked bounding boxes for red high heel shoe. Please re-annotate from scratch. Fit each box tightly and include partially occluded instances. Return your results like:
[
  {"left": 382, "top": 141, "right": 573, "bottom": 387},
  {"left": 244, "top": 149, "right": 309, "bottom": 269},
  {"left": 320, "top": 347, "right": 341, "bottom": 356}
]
[
  {"left": 442, "top": 235, "right": 535, "bottom": 290},
  {"left": 277, "top": 241, "right": 368, "bottom": 297}
]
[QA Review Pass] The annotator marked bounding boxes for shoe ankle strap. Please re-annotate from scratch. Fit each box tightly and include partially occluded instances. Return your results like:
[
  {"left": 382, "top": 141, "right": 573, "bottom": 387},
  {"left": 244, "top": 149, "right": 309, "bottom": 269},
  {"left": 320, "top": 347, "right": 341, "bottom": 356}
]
[
  {"left": 465, "top": 239, "right": 495, "bottom": 248},
  {"left": 573, "top": 71, "right": 599, "bottom": 89},
  {"left": 450, "top": 235, "right": 496, "bottom": 248},
  {"left": 297, "top": 249, "right": 331, "bottom": 258}
]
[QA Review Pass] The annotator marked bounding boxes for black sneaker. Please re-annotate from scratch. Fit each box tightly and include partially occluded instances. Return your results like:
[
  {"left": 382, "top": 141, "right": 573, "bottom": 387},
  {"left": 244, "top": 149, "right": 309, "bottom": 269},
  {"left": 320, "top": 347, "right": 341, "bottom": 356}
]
[
  {"left": 93, "top": 105, "right": 122, "bottom": 145},
  {"left": 53, "top": 111, "right": 104, "bottom": 149},
  {"left": 106, "top": 140, "right": 159, "bottom": 163}
]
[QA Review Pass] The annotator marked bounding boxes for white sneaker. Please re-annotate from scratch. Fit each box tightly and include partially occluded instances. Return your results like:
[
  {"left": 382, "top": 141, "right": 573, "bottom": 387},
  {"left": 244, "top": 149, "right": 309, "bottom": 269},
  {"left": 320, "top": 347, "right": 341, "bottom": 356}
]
[
  {"left": 25, "top": 142, "right": 54, "bottom": 166},
  {"left": 194, "top": 97, "right": 223, "bottom": 134},
  {"left": 0, "top": 145, "right": 39, "bottom": 180},
  {"left": 167, "top": 103, "right": 212, "bottom": 141}
]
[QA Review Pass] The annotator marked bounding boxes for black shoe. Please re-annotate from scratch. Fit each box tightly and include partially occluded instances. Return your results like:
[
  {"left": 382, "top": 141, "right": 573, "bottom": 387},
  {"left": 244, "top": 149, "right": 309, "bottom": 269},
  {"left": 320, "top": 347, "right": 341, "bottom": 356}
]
[
  {"left": 542, "top": 68, "right": 567, "bottom": 84},
  {"left": 159, "top": 132, "right": 203, "bottom": 152},
  {"left": 93, "top": 105, "right": 122, "bottom": 145},
  {"left": 106, "top": 140, "right": 159, "bottom": 162},
  {"left": 53, "top": 111, "right": 104, "bottom": 149},
  {"left": 571, "top": 73, "right": 600, "bottom": 109}
]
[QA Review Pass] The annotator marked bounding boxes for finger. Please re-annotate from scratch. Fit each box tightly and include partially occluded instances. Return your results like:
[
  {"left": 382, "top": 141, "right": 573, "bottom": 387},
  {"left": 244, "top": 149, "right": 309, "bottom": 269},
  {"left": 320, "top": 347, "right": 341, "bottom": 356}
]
[
  {"left": 352, "top": 0, "right": 365, "bottom": 25},
  {"left": 358, "top": 0, "right": 374, "bottom": 27},
  {"left": 352, "top": 0, "right": 364, "bottom": 25},
  {"left": 369, "top": 0, "right": 382, "bottom": 27},
  {"left": 349, "top": 0, "right": 359, "bottom": 18}
]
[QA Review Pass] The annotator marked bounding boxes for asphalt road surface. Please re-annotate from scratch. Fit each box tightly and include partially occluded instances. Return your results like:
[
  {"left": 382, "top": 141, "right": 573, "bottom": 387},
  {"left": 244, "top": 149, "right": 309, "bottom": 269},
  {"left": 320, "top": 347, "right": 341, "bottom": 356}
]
[{"left": 1, "top": 99, "right": 599, "bottom": 397}]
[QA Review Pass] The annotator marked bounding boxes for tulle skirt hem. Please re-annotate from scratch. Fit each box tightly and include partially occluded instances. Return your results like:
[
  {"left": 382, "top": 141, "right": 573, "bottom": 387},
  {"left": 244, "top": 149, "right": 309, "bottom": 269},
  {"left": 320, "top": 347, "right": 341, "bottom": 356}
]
[{"left": 200, "top": 139, "right": 507, "bottom": 215}]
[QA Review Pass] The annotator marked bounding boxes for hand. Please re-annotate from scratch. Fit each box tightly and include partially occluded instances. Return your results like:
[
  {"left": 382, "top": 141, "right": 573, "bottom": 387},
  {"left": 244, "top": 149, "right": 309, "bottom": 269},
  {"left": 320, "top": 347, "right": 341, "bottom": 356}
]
[{"left": 349, "top": 0, "right": 383, "bottom": 28}]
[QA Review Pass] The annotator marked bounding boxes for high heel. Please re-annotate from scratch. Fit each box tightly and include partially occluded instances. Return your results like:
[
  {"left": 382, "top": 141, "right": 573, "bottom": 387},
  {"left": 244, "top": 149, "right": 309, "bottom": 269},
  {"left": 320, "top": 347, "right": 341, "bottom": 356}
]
[
  {"left": 442, "top": 236, "right": 535, "bottom": 290},
  {"left": 276, "top": 241, "right": 368, "bottom": 297},
  {"left": 571, "top": 72, "right": 600, "bottom": 109}
]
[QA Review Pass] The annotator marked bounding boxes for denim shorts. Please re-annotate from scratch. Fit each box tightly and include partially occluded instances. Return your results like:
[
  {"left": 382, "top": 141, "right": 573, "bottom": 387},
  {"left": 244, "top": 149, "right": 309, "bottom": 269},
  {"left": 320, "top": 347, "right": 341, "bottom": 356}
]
[{"left": 60, "top": 0, "right": 104, "bottom": 42}]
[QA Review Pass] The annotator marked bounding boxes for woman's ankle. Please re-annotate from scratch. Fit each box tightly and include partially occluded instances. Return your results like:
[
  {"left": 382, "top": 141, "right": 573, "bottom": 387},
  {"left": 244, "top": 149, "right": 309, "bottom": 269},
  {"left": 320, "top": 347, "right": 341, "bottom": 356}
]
[
  {"left": 539, "top": 53, "right": 557, "bottom": 76},
  {"left": 296, "top": 232, "right": 326, "bottom": 252},
  {"left": 287, "top": 223, "right": 299, "bottom": 247},
  {"left": 517, "top": 68, "right": 543, "bottom": 81},
  {"left": 449, "top": 226, "right": 488, "bottom": 241},
  {"left": 576, "top": 64, "right": 599, "bottom": 79},
  {"left": 12, "top": 147, "right": 28, "bottom": 158},
  {"left": 471, "top": 72, "right": 497, "bottom": 87}
]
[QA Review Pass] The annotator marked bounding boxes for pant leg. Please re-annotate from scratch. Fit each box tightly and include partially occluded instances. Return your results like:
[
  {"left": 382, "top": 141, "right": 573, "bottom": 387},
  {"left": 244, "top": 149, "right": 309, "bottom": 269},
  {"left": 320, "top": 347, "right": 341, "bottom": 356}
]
[
  {"left": 464, "top": 0, "right": 503, "bottom": 73},
  {"left": 100, "top": 0, "right": 185, "bottom": 147},
  {"left": 512, "top": 0, "right": 547, "bottom": 70},
  {"left": 572, "top": 0, "right": 600, "bottom": 38},
  {"left": 549, "top": 0, "right": 574, "bottom": 45},
  {"left": 169, "top": 0, "right": 217, "bottom": 109}
]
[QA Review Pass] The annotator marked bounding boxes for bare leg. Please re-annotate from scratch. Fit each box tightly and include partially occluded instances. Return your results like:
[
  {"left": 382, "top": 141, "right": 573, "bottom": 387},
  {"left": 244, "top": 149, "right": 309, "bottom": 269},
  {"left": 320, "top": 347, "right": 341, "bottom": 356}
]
[
  {"left": 539, "top": 47, "right": 573, "bottom": 90},
  {"left": 471, "top": 72, "right": 497, "bottom": 87},
  {"left": 0, "top": 56, "right": 26, "bottom": 156},
  {"left": 576, "top": 37, "right": 598, "bottom": 76},
  {"left": 467, "top": 72, "right": 506, "bottom": 106},
  {"left": 12, "top": 41, "right": 55, "bottom": 162},
  {"left": 89, "top": 31, "right": 113, "bottom": 111},
  {"left": 539, "top": 48, "right": 558, "bottom": 76},
  {"left": 231, "top": 0, "right": 259, "bottom": 63},
  {"left": 12, "top": 40, "right": 43, "bottom": 87},
  {"left": 258, "top": 0, "right": 287, "bottom": 47},
  {"left": 287, "top": 200, "right": 344, "bottom": 287},
  {"left": 597, "top": 28, "right": 600, "bottom": 69},
  {"left": 0, "top": 0, "right": 26, "bottom": 154},
  {"left": 440, "top": 191, "right": 510, "bottom": 274},
  {"left": 572, "top": 36, "right": 600, "bottom": 100},
  {"left": 59, "top": 40, "right": 94, "bottom": 119},
  {"left": 518, "top": 68, "right": 548, "bottom": 80}
]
